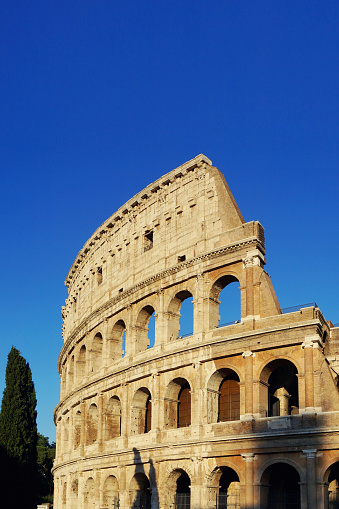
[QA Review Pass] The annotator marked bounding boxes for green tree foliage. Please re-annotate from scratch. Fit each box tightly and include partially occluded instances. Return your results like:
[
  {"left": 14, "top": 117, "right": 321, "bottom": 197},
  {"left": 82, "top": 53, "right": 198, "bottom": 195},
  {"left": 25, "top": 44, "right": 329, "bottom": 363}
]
[
  {"left": 37, "top": 433, "right": 55, "bottom": 504},
  {"left": 0, "top": 347, "right": 37, "bottom": 509}
]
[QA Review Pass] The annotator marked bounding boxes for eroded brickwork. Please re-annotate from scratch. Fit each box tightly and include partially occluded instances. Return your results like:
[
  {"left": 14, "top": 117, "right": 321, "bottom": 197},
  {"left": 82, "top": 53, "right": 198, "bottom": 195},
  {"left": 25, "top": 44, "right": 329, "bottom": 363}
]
[{"left": 53, "top": 155, "right": 339, "bottom": 509}]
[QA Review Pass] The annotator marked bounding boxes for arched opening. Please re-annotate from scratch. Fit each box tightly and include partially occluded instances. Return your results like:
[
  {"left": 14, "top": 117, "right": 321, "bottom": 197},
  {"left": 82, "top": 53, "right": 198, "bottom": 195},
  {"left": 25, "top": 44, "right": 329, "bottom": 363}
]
[
  {"left": 77, "top": 345, "right": 86, "bottom": 381},
  {"left": 131, "top": 387, "right": 152, "bottom": 434},
  {"left": 135, "top": 305, "right": 156, "bottom": 353},
  {"left": 324, "top": 461, "right": 339, "bottom": 508},
  {"left": 147, "top": 312, "right": 155, "bottom": 348},
  {"left": 91, "top": 333, "right": 103, "bottom": 373},
  {"left": 175, "top": 470, "right": 191, "bottom": 509},
  {"left": 105, "top": 396, "right": 121, "bottom": 440},
  {"left": 213, "top": 467, "right": 240, "bottom": 509},
  {"left": 86, "top": 403, "right": 98, "bottom": 445},
  {"left": 122, "top": 330, "right": 126, "bottom": 357},
  {"left": 219, "top": 373, "right": 240, "bottom": 422},
  {"left": 260, "top": 463, "right": 300, "bottom": 509},
  {"left": 103, "top": 475, "right": 119, "bottom": 509},
  {"left": 260, "top": 359, "right": 299, "bottom": 417},
  {"left": 130, "top": 472, "right": 151, "bottom": 509},
  {"left": 210, "top": 275, "right": 240, "bottom": 329},
  {"left": 168, "top": 290, "right": 194, "bottom": 340},
  {"left": 178, "top": 383, "right": 191, "bottom": 428},
  {"left": 109, "top": 320, "right": 126, "bottom": 360},
  {"left": 84, "top": 477, "right": 96, "bottom": 509},
  {"left": 165, "top": 378, "right": 191, "bottom": 429},
  {"left": 74, "top": 410, "right": 81, "bottom": 450},
  {"left": 207, "top": 369, "right": 240, "bottom": 423},
  {"left": 70, "top": 480, "right": 78, "bottom": 509}
]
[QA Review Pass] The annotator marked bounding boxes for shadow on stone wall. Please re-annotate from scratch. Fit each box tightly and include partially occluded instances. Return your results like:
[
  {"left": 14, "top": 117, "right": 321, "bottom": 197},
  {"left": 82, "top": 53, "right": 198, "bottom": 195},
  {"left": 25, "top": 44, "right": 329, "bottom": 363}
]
[{"left": 131, "top": 447, "right": 158, "bottom": 509}]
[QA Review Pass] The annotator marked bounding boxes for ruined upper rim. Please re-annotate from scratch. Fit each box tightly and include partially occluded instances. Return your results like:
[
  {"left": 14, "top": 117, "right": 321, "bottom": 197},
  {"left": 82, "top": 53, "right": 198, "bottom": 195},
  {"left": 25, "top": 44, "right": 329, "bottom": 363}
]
[{"left": 65, "top": 154, "right": 212, "bottom": 287}]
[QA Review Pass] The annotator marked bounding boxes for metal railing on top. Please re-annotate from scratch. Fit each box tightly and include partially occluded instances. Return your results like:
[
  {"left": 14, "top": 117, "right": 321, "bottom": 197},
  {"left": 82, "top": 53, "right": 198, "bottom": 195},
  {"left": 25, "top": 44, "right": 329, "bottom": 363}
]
[
  {"left": 281, "top": 302, "right": 317, "bottom": 314},
  {"left": 218, "top": 319, "right": 241, "bottom": 328},
  {"left": 177, "top": 332, "right": 193, "bottom": 339}
]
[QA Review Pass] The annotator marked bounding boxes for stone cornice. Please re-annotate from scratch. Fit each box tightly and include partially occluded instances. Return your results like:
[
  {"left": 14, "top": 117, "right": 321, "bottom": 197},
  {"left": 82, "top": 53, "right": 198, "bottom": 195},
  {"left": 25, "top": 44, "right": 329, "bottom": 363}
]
[
  {"left": 58, "top": 236, "right": 263, "bottom": 371},
  {"left": 56, "top": 314, "right": 319, "bottom": 413},
  {"left": 51, "top": 420, "right": 339, "bottom": 474}
]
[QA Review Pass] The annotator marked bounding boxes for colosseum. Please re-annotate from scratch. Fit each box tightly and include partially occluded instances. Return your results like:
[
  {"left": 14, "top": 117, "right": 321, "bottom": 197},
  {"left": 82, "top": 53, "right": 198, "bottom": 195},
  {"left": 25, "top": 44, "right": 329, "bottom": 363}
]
[{"left": 53, "top": 154, "right": 339, "bottom": 509}]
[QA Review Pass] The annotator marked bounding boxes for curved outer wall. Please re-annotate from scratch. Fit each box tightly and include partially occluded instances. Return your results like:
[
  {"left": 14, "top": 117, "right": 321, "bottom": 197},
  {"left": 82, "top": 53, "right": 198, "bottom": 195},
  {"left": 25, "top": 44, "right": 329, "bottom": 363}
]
[{"left": 53, "top": 155, "right": 339, "bottom": 509}]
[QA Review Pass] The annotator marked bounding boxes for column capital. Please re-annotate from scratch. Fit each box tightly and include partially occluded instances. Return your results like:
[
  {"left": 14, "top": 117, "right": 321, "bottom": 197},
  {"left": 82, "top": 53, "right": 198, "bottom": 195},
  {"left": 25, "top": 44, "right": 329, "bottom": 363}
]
[
  {"left": 242, "top": 249, "right": 265, "bottom": 268},
  {"left": 241, "top": 453, "right": 255, "bottom": 462},
  {"left": 242, "top": 350, "right": 254, "bottom": 358},
  {"left": 302, "top": 448, "right": 317, "bottom": 458},
  {"left": 302, "top": 335, "right": 322, "bottom": 349}
]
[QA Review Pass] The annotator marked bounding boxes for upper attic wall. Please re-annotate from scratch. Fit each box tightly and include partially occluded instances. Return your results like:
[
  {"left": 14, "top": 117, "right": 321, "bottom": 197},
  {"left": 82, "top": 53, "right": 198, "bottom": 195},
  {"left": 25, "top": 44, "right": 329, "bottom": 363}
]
[{"left": 65, "top": 155, "right": 251, "bottom": 294}]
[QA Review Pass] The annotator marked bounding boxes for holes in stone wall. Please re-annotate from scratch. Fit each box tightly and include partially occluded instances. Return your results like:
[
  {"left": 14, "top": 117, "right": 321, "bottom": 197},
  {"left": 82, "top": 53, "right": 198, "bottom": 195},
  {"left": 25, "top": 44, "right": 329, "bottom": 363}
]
[
  {"left": 103, "top": 475, "right": 119, "bottom": 509},
  {"left": 86, "top": 403, "right": 98, "bottom": 445},
  {"left": 91, "top": 333, "right": 103, "bottom": 373},
  {"left": 105, "top": 396, "right": 121, "bottom": 440},
  {"left": 207, "top": 369, "right": 240, "bottom": 424},
  {"left": 131, "top": 387, "right": 152, "bottom": 434},
  {"left": 165, "top": 378, "right": 191, "bottom": 429},
  {"left": 77, "top": 345, "right": 86, "bottom": 381}
]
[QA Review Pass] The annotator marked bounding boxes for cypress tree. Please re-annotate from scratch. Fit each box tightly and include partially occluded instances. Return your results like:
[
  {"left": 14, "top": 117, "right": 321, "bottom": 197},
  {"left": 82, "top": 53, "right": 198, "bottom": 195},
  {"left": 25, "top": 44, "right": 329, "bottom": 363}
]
[{"left": 0, "top": 347, "right": 37, "bottom": 509}]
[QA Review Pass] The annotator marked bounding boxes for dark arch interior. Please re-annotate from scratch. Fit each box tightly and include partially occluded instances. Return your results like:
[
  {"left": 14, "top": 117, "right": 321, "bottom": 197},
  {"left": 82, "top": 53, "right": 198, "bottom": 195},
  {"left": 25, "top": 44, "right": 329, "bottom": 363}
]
[
  {"left": 133, "top": 473, "right": 151, "bottom": 509},
  {"left": 268, "top": 363, "right": 298, "bottom": 416},
  {"left": 176, "top": 472, "right": 190, "bottom": 493},
  {"left": 327, "top": 462, "right": 339, "bottom": 508},
  {"left": 261, "top": 463, "right": 300, "bottom": 509},
  {"left": 219, "top": 466, "right": 239, "bottom": 491},
  {"left": 217, "top": 467, "right": 240, "bottom": 509},
  {"left": 145, "top": 394, "right": 152, "bottom": 433}
]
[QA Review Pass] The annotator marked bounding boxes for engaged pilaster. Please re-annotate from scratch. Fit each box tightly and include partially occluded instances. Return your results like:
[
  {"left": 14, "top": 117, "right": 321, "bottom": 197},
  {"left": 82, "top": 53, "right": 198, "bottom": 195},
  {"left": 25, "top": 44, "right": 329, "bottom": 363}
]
[
  {"left": 241, "top": 350, "right": 254, "bottom": 420},
  {"left": 242, "top": 453, "right": 255, "bottom": 509}
]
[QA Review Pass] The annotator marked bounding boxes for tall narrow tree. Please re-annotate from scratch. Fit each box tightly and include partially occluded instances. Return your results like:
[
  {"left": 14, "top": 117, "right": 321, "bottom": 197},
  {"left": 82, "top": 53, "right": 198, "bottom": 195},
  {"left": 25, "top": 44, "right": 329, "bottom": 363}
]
[{"left": 0, "top": 347, "right": 37, "bottom": 509}]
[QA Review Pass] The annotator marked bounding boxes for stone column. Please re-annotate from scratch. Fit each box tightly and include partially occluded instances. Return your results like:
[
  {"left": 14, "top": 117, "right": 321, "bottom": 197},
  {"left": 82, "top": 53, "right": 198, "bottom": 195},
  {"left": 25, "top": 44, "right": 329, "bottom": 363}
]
[
  {"left": 190, "top": 457, "right": 203, "bottom": 509},
  {"left": 302, "top": 335, "right": 321, "bottom": 412},
  {"left": 151, "top": 371, "right": 161, "bottom": 434},
  {"left": 242, "top": 453, "right": 255, "bottom": 509},
  {"left": 125, "top": 304, "right": 133, "bottom": 359},
  {"left": 244, "top": 259, "right": 254, "bottom": 318},
  {"left": 97, "top": 392, "right": 104, "bottom": 451},
  {"left": 317, "top": 482, "right": 328, "bottom": 509},
  {"left": 194, "top": 272, "right": 210, "bottom": 334},
  {"left": 303, "top": 449, "right": 318, "bottom": 508},
  {"left": 242, "top": 250, "right": 265, "bottom": 319},
  {"left": 121, "top": 382, "right": 129, "bottom": 447},
  {"left": 191, "top": 362, "right": 203, "bottom": 435},
  {"left": 155, "top": 289, "right": 165, "bottom": 347},
  {"left": 242, "top": 351, "right": 254, "bottom": 420},
  {"left": 80, "top": 400, "right": 86, "bottom": 456},
  {"left": 119, "top": 466, "right": 128, "bottom": 509}
]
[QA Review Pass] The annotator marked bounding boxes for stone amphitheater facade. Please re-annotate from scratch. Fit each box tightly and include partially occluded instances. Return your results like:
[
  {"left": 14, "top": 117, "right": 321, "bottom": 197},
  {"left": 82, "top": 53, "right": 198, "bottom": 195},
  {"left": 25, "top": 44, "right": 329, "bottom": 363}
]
[{"left": 53, "top": 155, "right": 339, "bottom": 509}]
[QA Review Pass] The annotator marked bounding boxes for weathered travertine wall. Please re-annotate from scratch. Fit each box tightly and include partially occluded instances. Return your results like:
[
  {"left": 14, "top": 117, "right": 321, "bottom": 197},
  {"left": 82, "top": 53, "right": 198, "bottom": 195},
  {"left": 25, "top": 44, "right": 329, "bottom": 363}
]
[{"left": 53, "top": 155, "right": 339, "bottom": 509}]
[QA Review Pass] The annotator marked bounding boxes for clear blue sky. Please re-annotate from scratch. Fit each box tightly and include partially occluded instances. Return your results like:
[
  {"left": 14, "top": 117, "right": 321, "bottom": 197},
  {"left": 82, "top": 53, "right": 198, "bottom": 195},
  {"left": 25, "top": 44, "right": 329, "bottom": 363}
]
[{"left": 0, "top": 1, "right": 338, "bottom": 441}]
